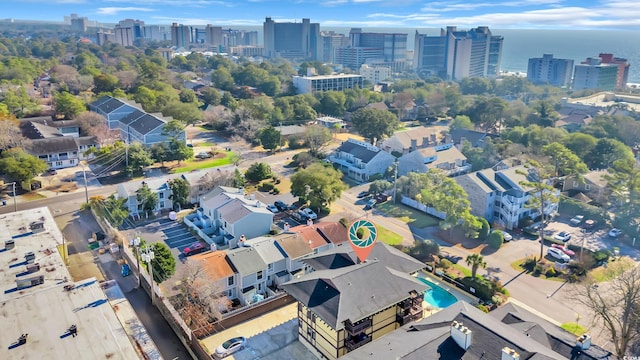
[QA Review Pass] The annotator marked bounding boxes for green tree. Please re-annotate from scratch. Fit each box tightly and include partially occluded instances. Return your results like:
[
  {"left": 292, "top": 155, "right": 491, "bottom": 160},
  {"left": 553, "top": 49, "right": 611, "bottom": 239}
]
[
  {"left": 161, "top": 119, "right": 185, "bottom": 140},
  {"left": 488, "top": 230, "right": 504, "bottom": 249},
  {"left": 259, "top": 126, "right": 281, "bottom": 153},
  {"left": 604, "top": 159, "right": 640, "bottom": 234},
  {"left": 211, "top": 67, "right": 235, "bottom": 90},
  {"left": 221, "top": 92, "right": 238, "bottom": 111},
  {"left": 465, "top": 253, "right": 487, "bottom": 278},
  {"left": 586, "top": 138, "right": 634, "bottom": 170},
  {"left": 150, "top": 142, "right": 169, "bottom": 167},
  {"left": 351, "top": 108, "right": 400, "bottom": 144},
  {"left": 1, "top": 87, "right": 38, "bottom": 117},
  {"left": 166, "top": 139, "right": 193, "bottom": 165},
  {"left": 245, "top": 162, "right": 273, "bottom": 182},
  {"left": 149, "top": 242, "right": 176, "bottom": 283},
  {"left": 201, "top": 87, "right": 221, "bottom": 106},
  {"left": 93, "top": 73, "right": 119, "bottom": 93},
  {"left": 562, "top": 132, "right": 597, "bottom": 160},
  {"left": 161, "top": 101, "right": 203, "bottom": 126},
  {"left": 459, "top": 77, "right": 492, "bottom": 95},
  {"left": 304, "top": 125, "right": 332, "bottom": 156},
  {"left": 168, "top": 178, "right": 190, "bottom": 210},
  {"left": 290, "top": 163, "right": 347, "bottom": 211},
  {"left": 541, "top": 142, "right": 588, "bottom": 177},
  {"left": 408, "top": 240, "right": 440, "bottom": 263},
  {"left": 478, "top": 218, "right": 490, "bottom": 242},
  {"left": 0, "top": 148, "right": 48, "bottom": 185},
  {"left": 450, "top": 115, "right": 474, "bottom": 131},
  {"left": 136, "top": 183, "right": 159, "bottom": 218},
  {"left": 179, "top": 89, "right": 198, "bottom": 104},
  {"left": 315, "top": 91, "right": 347, "bottom": 116},
  {"left": 127, "top": 143, "right": 154, "bottom": 175},
  {"left": 465, "top": 96, "right": 507, "bottom": 133},
  {"left": 53, "top": 92, "right": 86, "bottom": 119},
  {"left": 368, "top": 180, "right": 392, "bottom": 195}
]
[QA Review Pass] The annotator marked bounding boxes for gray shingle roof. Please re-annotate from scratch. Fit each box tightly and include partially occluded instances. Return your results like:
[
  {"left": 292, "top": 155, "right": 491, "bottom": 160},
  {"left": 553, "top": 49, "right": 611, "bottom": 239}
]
[
  {"left": 245, "top": 237, "right": 285, "bottom": 265},
  {"left": 336, "top": 141, "right": 379, "bottom": 163},
  {"left": 128, "top": 114, "right": 165, "bottom": 135},
  {"left": 95, "top": 97, "right": 127, "bottom": 114},
  {"left": 282, "top": 260, "right": 428, "bottom": 330},
  {"left": 25, "top": 137, "right": 79, "bottom": 154},
  {"left": 118, "top": 110, "right": 146, "bottom": 126},
  {"left": 226, "top": 246, "right": 267, "bottom": 276}
]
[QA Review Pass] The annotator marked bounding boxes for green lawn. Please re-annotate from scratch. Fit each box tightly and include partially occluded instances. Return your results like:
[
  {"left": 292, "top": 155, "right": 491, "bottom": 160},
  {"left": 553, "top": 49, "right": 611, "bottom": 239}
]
[
  {"left": 561, "top": 322, "right": 587, "bottom": 336},
  {"left": 172, "top": 152, "right": 234, "bottom": 173},
  {"left": 452, "top": 263, "right": 472, "bottom": 277},
  {"left": 589, "top": 256, "right": 635, "bottom": 282},
  {"left": 377, "top": 225, "right": 403, "bottom": 246},
  {"left": 375, "top": 202, "right": 440, "bottom": 228},
  {"left": 197, "top": 141, "right": 216, "bottom": 147}
]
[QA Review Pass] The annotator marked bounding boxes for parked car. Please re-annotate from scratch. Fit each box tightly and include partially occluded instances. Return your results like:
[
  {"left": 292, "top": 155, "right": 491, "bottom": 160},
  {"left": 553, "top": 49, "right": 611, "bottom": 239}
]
[
  {"left": 195, "top": 151, "right": 212, "bottom": 159},
  {"left": 609, "top": 228, "right": 623, "bottom": 238},
  {"left": 547, "top": 247, "right": 571, "bottom": 262},
  {"left": 551, "top": 244, "right": 575, "bottom": 257},
  {"left": 291, "top": 211, "right": 308, "bottom": 222},
  {"left": 213, "top": 336, "right": 246, "bottom": 358},
  {"left": 570, "top": 215, "right": 584, "bottom": 226},
  {"left": 274, "top": 200, "right": 288, "bottom": 212},
  {"left": 45, "top": 168, "right": 57, "bottom": 176},
  {"left": 364, "top": 198, "right": 377, "bottom": 210},
  {"left": 375, "top": 193, "right": 391, "bottom": 203},
  {"left": 266, "top": 204, "right": 279, "bottom": 213},
  {"left": 554, "top": 231, "right": 572, "bottom": 242},
  {"left": 182, "top": 242, "right": 206, "bottom": 256},
  {"left": 121, "top": 263, "right": 131, "bottom": 277},
  {"left": 500, "top": 231, "right": 513, "bottom": 242},
  {"left": 299, "top": 208, "right": 317, "bottom": 220},
  {"left": 357, "top": 191, "right": 370, "bottom": 199}
]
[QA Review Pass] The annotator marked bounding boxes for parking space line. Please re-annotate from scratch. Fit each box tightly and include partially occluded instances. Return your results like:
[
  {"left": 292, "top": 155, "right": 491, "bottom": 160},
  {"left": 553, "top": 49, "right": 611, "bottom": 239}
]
[{"left": 166, "top": 238, "right": 197, "bottom": 249}]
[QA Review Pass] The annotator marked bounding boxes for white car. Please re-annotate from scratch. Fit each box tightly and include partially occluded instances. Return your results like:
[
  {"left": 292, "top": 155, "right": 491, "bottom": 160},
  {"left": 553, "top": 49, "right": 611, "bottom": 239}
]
[
  {"left": 554, "top": 231, "right": 572, "bottom": 242},
  {"left": 299, "top": 208, "right": 317, "bottom": 220},
  {"left": 214, "top": 336, "right": 246, "bottom": 358},
  {"left": 547, "top": 247, "right": 570, "bottom": 262},
  {"left": 266, "top": 204, "right": 279, "bottom": 213},
  {"left": 499, "top": 231, "right": 513, "bottom": 242},
  {"left": 570, "top": 215, "right": 584, "bottom": 226},
  {"left": 609, "top": 228, "right": 623, "bottom": 238}
]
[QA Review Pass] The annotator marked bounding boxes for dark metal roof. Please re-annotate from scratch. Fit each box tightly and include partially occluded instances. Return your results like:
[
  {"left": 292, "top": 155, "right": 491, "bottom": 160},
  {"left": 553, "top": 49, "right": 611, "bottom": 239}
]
[
  {"left": 118, "top": 110, "right": 146, "bottom": 126},
  {"left": 128, "top": 114, "right": 164, "bottom": 135},
  {"left": 25, "top": 137, "right": 79, "bottom": 155},
  {"left": 94, "top": 97, "right": 126, "bottom": 114},
  {"left": 336, "top": 141, "right": 379, "bottom": 163}
]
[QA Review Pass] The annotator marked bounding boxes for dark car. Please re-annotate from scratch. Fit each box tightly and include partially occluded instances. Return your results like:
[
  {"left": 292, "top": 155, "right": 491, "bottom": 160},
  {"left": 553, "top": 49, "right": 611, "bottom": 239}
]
[
  {"left": 182, "top": 242, "right": 206, "bottom": 256},
  {"left": 274, "top": 200, "right": 288, "bottom": 212},
  {"left": 364, "top": 198, "right": 377, "bottom": 210},
  {"left": 357, "top": 191, "right": 371, "bottom": 199}
]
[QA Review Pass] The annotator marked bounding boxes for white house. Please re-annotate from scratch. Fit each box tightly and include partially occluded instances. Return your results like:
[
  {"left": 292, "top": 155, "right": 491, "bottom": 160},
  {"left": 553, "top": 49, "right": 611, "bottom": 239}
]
[
  {"left": 117, "top": 178, "right": 173, "bottom": 218},
  {"left": 245, "top": 236, "right": 288, "bottom": 288},
  {"left": 226, "top": 244, "right": 268, "bottom": 305},
  {"left": 328, "top": 138, "right": 396, "bottom": 182},
  {"left": 380, "top": 126, "right": 452, "bottom": 155},
  {"left": 398, "top": 146, "right": 471, "bottom": 177}
]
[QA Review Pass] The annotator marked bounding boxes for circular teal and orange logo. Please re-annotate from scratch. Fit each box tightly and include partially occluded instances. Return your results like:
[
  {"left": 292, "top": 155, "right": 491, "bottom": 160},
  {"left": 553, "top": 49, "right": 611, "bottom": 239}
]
[{"left": 348, "top": 219, "right": 378, "bottom": 262}]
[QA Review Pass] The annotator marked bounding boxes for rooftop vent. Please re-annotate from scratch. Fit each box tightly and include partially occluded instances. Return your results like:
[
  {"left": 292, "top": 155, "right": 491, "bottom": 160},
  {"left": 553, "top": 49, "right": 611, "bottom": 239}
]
[
  {"left": 24, "top": 252, "right": 35, "bottom": 262},
  {"left": 501, "top": 347, "right": 520, "bottom": 360},
  {"left": 5, "top": 240, "right": 15, "bottom": 250},
  {"left": 576, "top": 333, "right": 591, "bottom": 350},
  {"left": 450, "top": 321, "right": 472, "bottom": 350}
]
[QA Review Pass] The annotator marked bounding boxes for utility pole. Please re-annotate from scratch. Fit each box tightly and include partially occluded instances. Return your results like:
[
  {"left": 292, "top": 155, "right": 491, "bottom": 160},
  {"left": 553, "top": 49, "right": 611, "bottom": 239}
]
[
  {"left": 142, "top": 246, "right": 155, "bottom": 305},
  {"left": 132, "top": 236, "right": 141, "bottom": 288},
  {"left": 80, "top": 163, "right": 89, "bottom": 204},
  {"left": 393, "top": 159, "right": 398, "bottom": 204},
  {"left": 11, "top": 182, "right": 17, "bottom": 212}
]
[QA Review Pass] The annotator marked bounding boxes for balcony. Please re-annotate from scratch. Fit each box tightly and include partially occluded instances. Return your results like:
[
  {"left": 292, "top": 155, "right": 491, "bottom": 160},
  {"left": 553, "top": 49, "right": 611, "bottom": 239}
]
[
  {"left": 345, "top": 334, "right": 372, "bottom": 352},
  {"left": 344, "top": 318, "right": 372, "bottom": 336},
  {"left": 396, "top": 309, "right": 422, "bottom": 325}
]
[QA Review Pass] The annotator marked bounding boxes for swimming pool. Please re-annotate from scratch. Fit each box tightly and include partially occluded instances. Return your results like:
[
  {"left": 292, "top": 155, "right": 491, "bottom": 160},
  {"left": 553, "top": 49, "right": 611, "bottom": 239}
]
[{"left": 418, "top": 277, "right": 458, "bottom": 309}]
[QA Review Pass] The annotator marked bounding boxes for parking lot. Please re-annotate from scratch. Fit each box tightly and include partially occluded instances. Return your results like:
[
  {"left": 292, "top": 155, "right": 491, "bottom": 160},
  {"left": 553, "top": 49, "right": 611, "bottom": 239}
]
[{"left": 157, "top": 218, "right": 200, "bottom": 253}]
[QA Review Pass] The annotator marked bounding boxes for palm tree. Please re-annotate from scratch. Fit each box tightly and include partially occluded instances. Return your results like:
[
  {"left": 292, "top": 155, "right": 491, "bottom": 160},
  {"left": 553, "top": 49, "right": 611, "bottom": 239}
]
[{"left": 465, "top": 254, "right": 487, "bottom": 278}]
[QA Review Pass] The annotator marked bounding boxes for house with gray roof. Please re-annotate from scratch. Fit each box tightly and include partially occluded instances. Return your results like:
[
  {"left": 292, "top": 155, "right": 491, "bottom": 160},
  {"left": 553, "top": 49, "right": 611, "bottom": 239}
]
[
  {"left": 398, "top": 146, "right": 471, "bottom": 177},
  {"left": 328, "top": 138, "right": 395, "bottom": 182},
  {"left": 562, "top": 170, "right": 609, "bottom": 205},
  {"left": 450, "top": 128, "right": 498, "bottom": 148},
  {"left": 282, "top": 260, "right": 429, "bottom": 360},
  {"left": 226, "top": 244, "right": 268, "bottom": 305},
  {"left": 117, "top": 178, "right": 172, "bottom": 218},
  {"left": 342, "top": 301, "right": 612, "bottom": 360},
  {"left": 245, "top": 236, "right": 288, "bottom": 288},
  {"left": 455, "top": 166, "right": 559, "bottom": 230}
]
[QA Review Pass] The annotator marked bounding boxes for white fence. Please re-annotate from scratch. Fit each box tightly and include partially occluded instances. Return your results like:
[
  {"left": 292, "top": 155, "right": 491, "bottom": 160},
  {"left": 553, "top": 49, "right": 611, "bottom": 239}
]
[{"left": 400, "top": 195, "right": 447, "bottom": 220}]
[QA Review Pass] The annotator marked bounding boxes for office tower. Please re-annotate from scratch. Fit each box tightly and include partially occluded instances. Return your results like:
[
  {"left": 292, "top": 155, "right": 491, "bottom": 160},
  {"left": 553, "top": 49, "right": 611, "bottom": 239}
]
[
  {"left": 70, "top": 17, "right": 87, "bottom": 32},
  {"left": 335, "top": 29, "right": 407, "bottom": 72},
  {"left": 113, "top": 19, "right": 144, "bottom": 47},
  {"left": 414, "top": 26, "right": 503, "bottom": 81},
  {"left": 598, "top": 53, "right": 630, "bottom": 89},
  {"left": 573, "top": 57, "right": 619, "bottom": 91},
  {"left": 96, "top": 30, "right": 115, "bottom": 46},
  {"left": 171, "top": 23, "right": 192, "bottom": 48},
  {"left": 243, "top": 31, "right": 259, "bottom": 46},
  {"left": 527, "top": 54, "right": 574, "bottom": 88},
  {"left": 205, "top": 24, "right": 223, "bottom": 47},
  {"left": 263, "top": 17, "right": 320, "bottom": 60},
  {"left": 143, "top": 25, "right": 169, "bottom": 42},
  {"left": 319, "top": 31, "right": 348, "bottom": 63}
]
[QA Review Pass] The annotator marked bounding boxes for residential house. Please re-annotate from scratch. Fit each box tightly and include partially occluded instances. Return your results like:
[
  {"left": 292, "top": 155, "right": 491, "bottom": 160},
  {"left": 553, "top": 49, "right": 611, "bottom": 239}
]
[
  {"left": 328, "top": 138, "right": 396, "bottom": 182},
  {"left": 245, "top": 236, "right": 288, "bottom": 288},
  {"left": 226, "top": 244, "right": 268, "bottom": 305},
  {"left": 89, "top": 95, "right": 184, "bottom": 145},
  {"left": 379, "top": 126, "right": 451, "bottom": 155},
  {"left": 191, "top": 250, "right": 238, "bottom": 300},
  {"left": 292, "top": 222, "right": 349, "bottom": 256},
  {"left": 282, "top": 248, "right": 428, "bottom": 360},
  {"left": 455, "top": 166, "right": 559, "bottom": 230},
  {"left": 555, "top": 107, "right": 594, "bottom": 132},
  {"left": 20, "top": 118, "right": 97, "bottom": 169},
  {"left": 117, "top": 178, "right": 173, "bottom": 218},
  {"left": 365, "top": 101, "right": 388, "bottom": 111},
  {"left": 563, "top": 170, "right": 609, "bottom": 205},
  {"left": 341, "top": 301, "right": 611, "bottom": 360},
  {"left": 176, "top": 166, "right": 236, "bottom": 204},
  {"left": 398, "top": 146, "right": 471, "bottom": 177},
  {"left": 273, "top": 232, "right": 314, "bottom": 278},
  {"left": 450, "top": 128, "right": 497, "bottom": 148},
  {"left": 316, "top": 116, "right": 346, "bottom": 131}
]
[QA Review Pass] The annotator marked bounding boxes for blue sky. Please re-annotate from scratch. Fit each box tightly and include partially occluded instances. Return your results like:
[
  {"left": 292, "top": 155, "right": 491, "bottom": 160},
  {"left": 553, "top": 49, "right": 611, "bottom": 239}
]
[{"left": 5, "top": 0, "right": 640, "bottom": 29}]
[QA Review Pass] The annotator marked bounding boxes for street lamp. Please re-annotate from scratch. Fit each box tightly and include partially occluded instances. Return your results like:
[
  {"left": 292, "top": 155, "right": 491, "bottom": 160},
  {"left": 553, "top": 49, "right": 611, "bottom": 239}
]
[
  {"left": 11, "top": 182, "right": 17, "bottom": 212},
  {"left": 132, "top": 236, "right": 141, "bottom": 288},
  {"left": 142, "top": 246, "right": 155, "bottom": 305},
  {"left": 393, "top": 159, "right": 399, "bottom": 204}
]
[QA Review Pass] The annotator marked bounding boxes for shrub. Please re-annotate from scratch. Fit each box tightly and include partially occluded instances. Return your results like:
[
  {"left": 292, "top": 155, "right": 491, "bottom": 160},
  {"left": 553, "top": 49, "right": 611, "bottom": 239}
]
[
  {"left": 488, "top": 230, "right": 504, "bottom": 249},
  {"left": 478, "top": 218, "right": 490, "bottom": 241},
  {"left": 523, "top": 257, "right": 537, "bottom": 271},
  {"left": 439, "top": 258, "right": 452, "bottom": 270},
  {"left": 260, "top": 182, "right": 275, "bottom": 192},
  {"left": 287, "top": 133, "right": 305, "bottom": 149},
  {"left": 368, "top": 173, "right": 384, "bottom": 181},
  {"left": 491, "top": 295, "right": 504, "bottom": 306},
  {"left": 272, "top": 187, "right": 280, "bottom": 194},
  {"left": 339, "top": 218, "right": 350, "bottom": 228},
  {"left": 592, "top": 250, "right": 610, "bottom": 263},
  {"left": 245, "top": 162, "right": 273, "bottom": 182},
  {"left": 459, "top": 276, "right": 495, "bottom": 301},
  {"left": 545, "top": 268, "right": 556, "bottom": 277},
  {"left": 476, "top": 304, "right": 489, "bottom": 313},
  {"left": 533, "top": 264, "right": 544, "bottom": 275}
]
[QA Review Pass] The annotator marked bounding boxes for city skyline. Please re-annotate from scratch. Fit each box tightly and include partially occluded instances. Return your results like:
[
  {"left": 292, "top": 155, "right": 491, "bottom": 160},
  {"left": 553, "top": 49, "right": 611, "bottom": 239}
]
[{"left": 5, "top": 0, "right": 640, "bottom": 30}]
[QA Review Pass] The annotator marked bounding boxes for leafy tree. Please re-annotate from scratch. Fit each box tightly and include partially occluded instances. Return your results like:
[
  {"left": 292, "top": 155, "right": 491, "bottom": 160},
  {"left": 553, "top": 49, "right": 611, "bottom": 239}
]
[
  {"left": 571, "top": 266, "right": 640, "bottom": 357},
  {"left": 245, "top": 162, "right": 273, "bottom": 182},
  {"left": 487, "top": 231, "right": 504, "bottom": 249},
  {"left": 304, "top": 125, "right": 332, "bottom": 156},
  {"left": 53, "top": 92, "right": 86, "bottom": 119},
  {"left": 258, "top": 126, "right": 281, "bottom": 153},
  {"left": 450, "top": 115, "right": 474, "bottom": 131},
  {"left": 161, "top": 119, "right": 185, "bottom": 140},
  {"left": 290, "top": 163, "right": 347, "bottom": 211},
  {"left": 0, "top": 111, "right": 25, "bottom": 150},
  {"left": 465, "top": 96, "right": 507, "bottom": 133},
  {"left": 74, "top": 111, "right": 114, "bottom": 146},
  {"left": 201, "top": 87, "right": 221, "bottom": 106},
  {"left": 586, "top": 138, "right": 634, "bottom": 170},
  {"left": 0, "top": 148, "right": 48, "bottom": 185},
  {"left": 315, "top": 91, "right": 346, "bottom": 116},
  {"left": 604, "top": 159, "right": 640, "bottom": 234},
  {"left": 1, "top": 87, "right": 38, "bottom": 117},
  {"left": 291, "top": 152, "right": 315, "bottom": 169},
  {"left": 351, "top": 108, "right": 400, "bottom": 144},
  {"left": 166, "top": 139, "right": 193, "bottom": 165},
  {"left": 220, "top": 92, "right": 238, "bottom": 111},
  {"left": 478, "top": 218, "right": 490, "bottom": 242},
  {"left": 148, "top": 242, "right": 176, "bottom": 283},
  {"left": 168, "top": 178, "right": 190, "bottom": 209},
  {"left": 461, "top": 138, "right": 499, "bottom": 171},
  {"left": 459, "top": 77, "right": 492, "bottom": 95},
  {"left": 562, "top": 132, "right": 597, "bottom": 160},
  {"left": 93, "top": 73, "right": 119, "bottom": 93},
  {"left": 541, "top": 142, "right": 588, "bottom": 177},
  {"left": 161, "top": 101, "right": 203, "bottom": 126},
  {"left": 99, "top": 194, "right": 129, "bottom": 228},
  {"left": 527, "top": 100, "right": 559, "bottom": 127},
  {"left": 127, "top": 143, "right": 154, "bottom": 175},
  {"left": 368, "top": 180, "right": 392, "bottom": 195},
  {"left": 136, "top": 183, "right": 159, "bottom": 218},
  {"left": 465, "top": 253, "right": 487, "bottom": 278},
  {"left": 179, "top": 89, "right": 198, "bottom": 104},
  {"left": 211, "top": 66, "right": 235, "bottom": 91},
  {"left": 408, "top": 240, "right": 440, "bottom": 263},
  {"left": 150, "top": 142, "right": 169, "bottom": 167}
]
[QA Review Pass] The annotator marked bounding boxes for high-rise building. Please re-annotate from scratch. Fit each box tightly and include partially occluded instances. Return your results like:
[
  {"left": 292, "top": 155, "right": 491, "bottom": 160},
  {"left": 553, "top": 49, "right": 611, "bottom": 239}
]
[
  {"left": 70, "top": 17, "right": 87, "bottom": 32},
  {"left": 573, "top": 57, "right": 619, "bottom": 91},
  {"left": 143, "top": 25, "right": 169, "bottom": 42},
  {"left": 113, "top": 19, "right": 144, "bottom": 47},
  {"left": 527, "top": 54, "right": 574, "bottom": 88},
  {"left": 334, "top": 29, "right": 407, "bottom": 72},
  {"left": 205, "top": 24, "right": 223, "bottom": 48},
  {"left": 414, "top": 26, "right": 503, "bottom": 81},
  {"left": 171, "top": 23, "right": 192, "bottom": 48},
  {"left": 359, "top": 64, "right": 391, "bottom": 84},
  {"left": 319, "top": 31, "right": 348, "bottom": 63},
  {"left": 598, "top": 53, "right": 630, "bottom": 89},
  {"left": 263, "top": 17, "right": 320, "bottom": 60},
  {"left": 96, "top": 30, "right": 115, "bottom": 46}
]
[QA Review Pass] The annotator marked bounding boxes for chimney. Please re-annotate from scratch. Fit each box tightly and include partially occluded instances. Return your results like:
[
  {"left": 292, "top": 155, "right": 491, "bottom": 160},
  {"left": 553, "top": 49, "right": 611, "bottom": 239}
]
[
  {"left": 450, "top": 321, "right": 472, "bottom": 350},
  {"left": 501, "top": 347, "right": 520, "bottom": 360},
  {"left": 422, "top": 136, "right": 429, "bottom": 147},
  {"left": 430, "top": 133, "right": 437, "bottom": 144},
  {"left": 283, "top": 222, "right": 290, "bottom": 231},
  {"left": 576, "top": 334, "right": 591, "bottom": 350},
  {"left": 255, "top": 200, "right": 261, "bottom": 208},
  {"left": 410, "top": 139, "right": 417, "bottom": 151},
  {"left": 307, "top": 218, "right": 313, "bottom": 226},
  {"left": 238, "top": 235, "right": 246, "bottom": 247}
]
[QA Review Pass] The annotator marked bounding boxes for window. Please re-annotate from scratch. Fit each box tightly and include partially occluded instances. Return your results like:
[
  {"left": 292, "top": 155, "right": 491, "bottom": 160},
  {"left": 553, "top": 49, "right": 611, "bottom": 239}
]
[
  {"left": 585, "top": 184, "right": 591, "bottom": 191},
  {"left": 268, "top": 263, "right": 273, "bottom": 271},
  {"left": 228, "top": 276, "right": 234, "bottom": 286},
  {"left": 227, "top": 290, "right": 233, "bottom": 297},
  {"left": 159, "top": 201, "right": 165, "bottom": 208},
  {"left": 159, "top": 192, "right": 164, "bottom": 199},
  {"left": 257, "top": 271, "right": 263, "bottom": 280},
  {"left": 257, "top": 283, "right": 261, "bottom": 291},
  {"left": 69, "top": 159, "right": 75, "bottom": 164},
  {"left": 55, "top": 161, "right": 63, "bottom": 166}
]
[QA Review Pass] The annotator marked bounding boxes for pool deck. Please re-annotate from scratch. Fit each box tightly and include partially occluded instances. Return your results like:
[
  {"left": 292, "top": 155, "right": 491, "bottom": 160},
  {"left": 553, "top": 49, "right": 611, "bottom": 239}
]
[{"left": 417, "top": 271, "right": 480, "bottom": 308}]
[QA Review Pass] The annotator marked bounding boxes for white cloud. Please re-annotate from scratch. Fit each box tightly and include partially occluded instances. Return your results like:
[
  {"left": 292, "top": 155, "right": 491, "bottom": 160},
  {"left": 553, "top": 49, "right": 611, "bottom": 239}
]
[
  {"left": 96, "top": 7, "right": 154, "bottom": 15},
  {"left": 105, "top": 0, "right": 231, "bottom": 6}
]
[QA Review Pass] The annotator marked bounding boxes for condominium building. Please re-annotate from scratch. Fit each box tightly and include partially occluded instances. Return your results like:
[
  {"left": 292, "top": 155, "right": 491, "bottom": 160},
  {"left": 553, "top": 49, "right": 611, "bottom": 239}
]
[
  {"left": 96, "top": 30, "right": 114, "bottom": 46},
  {"left": 143, "top": 25, "right": 169, "bottom": 42},
  {"left": 230, "top": 45, "right": 264, "bottom": 57},
  {"left": 414, "top": 26, "right": 503, "bottom": 80},
  {"left": 359, "top": 64, "right": 391, "bottom": 84},
  {"left": 171, "top": 22, "right": 192, "bottom": 48},
  {"left": 335, "top": 29, "right": 407, "bottom": 72},
  {"left": 320, "top": 31, "right": 348, "bottom": 63},
  {"left": 263, "top": 17, "right": 320, "bottom": 60},
  {"left": 573, "top": 57, "right": 619, "bottom": 91},
  {"left": 292, "top": 74, "right": 363, "bottom": 94},
  {"left": 598, "top": 53, "right": 630, "bottom": 89},
  {"left": 205, "top": 24, "right": 223, "bottom": 48},
  {"left": 70, "top": 17, "right": 87, "bottom": 32},
  {"left": 527, "top": 54, "right": 574, "bottom": 87}
]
